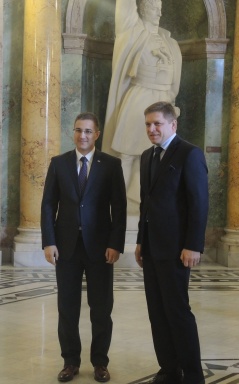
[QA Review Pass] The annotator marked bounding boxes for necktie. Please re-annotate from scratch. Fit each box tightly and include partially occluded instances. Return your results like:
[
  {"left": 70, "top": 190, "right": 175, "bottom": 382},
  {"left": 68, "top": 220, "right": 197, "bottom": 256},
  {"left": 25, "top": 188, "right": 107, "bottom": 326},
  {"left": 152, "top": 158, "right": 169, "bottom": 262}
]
[
  {"left": 79, "top": 156, "right": 88, "bottom": 198},
  {"left": 150, "top": 146, "right": 163, "bottom": 183}
]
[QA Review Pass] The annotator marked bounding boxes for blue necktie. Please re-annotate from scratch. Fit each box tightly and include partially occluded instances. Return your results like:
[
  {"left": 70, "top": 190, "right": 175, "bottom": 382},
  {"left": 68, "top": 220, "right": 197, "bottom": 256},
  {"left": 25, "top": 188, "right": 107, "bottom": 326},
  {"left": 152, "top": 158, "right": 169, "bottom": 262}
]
[{"left": 79, "top": 156, "right": 88, "bottom": 198}]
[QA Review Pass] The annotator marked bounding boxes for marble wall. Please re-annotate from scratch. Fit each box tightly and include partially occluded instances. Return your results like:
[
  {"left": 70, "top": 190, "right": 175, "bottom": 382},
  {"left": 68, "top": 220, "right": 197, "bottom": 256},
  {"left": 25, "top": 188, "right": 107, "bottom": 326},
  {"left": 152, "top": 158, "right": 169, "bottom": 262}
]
[
  {"left": 61, "top": 0, "right": 82, "bottom": 152},
  {"left": 0, "top": 0, "right": 237, "bottom": 262},
  {"left": 0, "top": 0, "right": 3, "bottom": 263},
  {"left": 2, "top": 0, "right": 24, "bottom": 260}
]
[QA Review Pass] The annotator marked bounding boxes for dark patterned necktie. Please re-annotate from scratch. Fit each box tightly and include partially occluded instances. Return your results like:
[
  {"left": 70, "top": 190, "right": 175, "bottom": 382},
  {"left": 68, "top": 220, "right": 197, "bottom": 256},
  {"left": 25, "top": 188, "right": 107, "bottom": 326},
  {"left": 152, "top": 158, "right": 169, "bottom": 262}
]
[
  {"left": 150, "top": 146, "right": 163, "bottom": 183},
  {"left": 79, "top": 156, "right": 88, "bottom": 197}
]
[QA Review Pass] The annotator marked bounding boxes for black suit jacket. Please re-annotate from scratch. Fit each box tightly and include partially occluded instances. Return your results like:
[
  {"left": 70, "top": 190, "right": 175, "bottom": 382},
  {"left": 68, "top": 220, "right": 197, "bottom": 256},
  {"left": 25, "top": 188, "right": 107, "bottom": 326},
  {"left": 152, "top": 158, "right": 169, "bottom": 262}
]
[
  {"left": 137, "top": 135, "right": 209, "bottom": 260},
  {"left": 41, "top": 149, "right": 127, "bottom": 261}
]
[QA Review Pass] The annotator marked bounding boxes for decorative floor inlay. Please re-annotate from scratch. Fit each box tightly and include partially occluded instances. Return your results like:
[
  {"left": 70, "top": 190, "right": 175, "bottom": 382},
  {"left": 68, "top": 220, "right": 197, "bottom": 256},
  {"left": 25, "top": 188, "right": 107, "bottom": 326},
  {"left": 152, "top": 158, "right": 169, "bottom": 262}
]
[
  {"left": 0, "top": 267, "right": 239, "bottom": 305},
  {"left": 128, "top": 360, "right": 239, "bottom": 384}
]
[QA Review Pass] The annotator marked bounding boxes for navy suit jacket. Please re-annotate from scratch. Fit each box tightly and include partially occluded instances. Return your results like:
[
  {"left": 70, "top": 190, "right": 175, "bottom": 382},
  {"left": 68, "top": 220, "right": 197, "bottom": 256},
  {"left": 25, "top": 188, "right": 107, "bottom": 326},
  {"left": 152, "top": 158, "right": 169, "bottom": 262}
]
[
  {"left": 41, "top": 149, "right": 127, "bottom": 261},
  {"left": 137, "top": 135, "right": 209, "bottom": 260}
]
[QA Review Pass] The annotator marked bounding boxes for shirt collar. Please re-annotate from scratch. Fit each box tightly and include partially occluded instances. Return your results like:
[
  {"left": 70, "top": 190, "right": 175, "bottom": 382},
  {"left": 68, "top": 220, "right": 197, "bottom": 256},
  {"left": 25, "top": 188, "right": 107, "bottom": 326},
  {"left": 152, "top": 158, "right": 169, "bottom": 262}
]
[
  {"left": 75, "top": 147, "right": 95, "bottom": 163},
  {"left": 155, "top": 133, "right": 176, "bottom": 151}
]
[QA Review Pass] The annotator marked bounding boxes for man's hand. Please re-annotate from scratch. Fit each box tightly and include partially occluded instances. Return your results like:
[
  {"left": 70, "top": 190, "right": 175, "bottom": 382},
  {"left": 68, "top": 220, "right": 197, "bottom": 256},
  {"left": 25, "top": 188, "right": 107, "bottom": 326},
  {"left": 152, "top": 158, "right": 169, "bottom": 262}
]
[
  {"left": 180, "top": 249, "right": 201, "bottom": 268},
  {"left": 44, "top": 245, "right": 59, "bottom": 265},
  {"left": 135, "top": 244, "right": 143, "bottom": 268},
  {"left": 105, "top": 248, "right": 120, "bottom": 264}
]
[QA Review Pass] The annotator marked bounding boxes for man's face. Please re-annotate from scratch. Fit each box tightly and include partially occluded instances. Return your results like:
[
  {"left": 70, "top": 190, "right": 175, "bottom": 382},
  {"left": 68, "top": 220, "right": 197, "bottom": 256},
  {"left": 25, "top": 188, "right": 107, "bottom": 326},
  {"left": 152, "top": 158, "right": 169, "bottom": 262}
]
[
  {"left": 74, "top": 119, "right": 100, "bottom": 155},
  {"left": 145, "top": 111, "right": 177, "bottom": 146},
  {"left": 140, "top": 0, "right": 162, "bottom": 26}
]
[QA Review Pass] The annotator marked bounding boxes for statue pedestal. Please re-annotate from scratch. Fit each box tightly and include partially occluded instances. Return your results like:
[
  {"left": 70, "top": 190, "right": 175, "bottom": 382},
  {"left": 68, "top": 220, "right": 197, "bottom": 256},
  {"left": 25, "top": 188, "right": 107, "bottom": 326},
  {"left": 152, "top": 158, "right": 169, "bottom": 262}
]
[
  {"left": 118, "top": 215, "right": 138, "bottom": 268},
  {"left": 11, "top": 217, "right": 139, "bottom": 269}
]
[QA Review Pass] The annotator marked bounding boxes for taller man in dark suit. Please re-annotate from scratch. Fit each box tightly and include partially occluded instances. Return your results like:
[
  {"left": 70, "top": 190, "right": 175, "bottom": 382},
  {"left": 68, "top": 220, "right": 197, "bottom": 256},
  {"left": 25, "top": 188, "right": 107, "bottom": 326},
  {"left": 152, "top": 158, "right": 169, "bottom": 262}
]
[
  {"left": 41, "top": 112, "right": 127, "bottom": 383},
  {"left": 135, "top": 102, "right": 208, "bottom": 384}
]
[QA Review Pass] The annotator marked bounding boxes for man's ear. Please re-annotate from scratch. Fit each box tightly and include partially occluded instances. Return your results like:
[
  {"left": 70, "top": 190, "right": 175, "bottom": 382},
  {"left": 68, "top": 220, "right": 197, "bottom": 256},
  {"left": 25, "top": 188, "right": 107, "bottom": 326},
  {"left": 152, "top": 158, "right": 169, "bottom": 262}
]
[{"left": 95, "top": 131, "right": 101, "bottom": 140}]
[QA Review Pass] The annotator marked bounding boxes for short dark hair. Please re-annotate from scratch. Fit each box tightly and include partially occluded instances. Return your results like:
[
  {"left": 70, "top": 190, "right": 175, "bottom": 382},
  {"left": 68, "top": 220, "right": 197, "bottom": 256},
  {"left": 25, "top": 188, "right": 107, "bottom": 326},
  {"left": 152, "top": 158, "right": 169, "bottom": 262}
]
[
  {"left": 144, "top": 102, "right": 177, "bottom": 122},
  {"left": 74, "top": 112, "right": 99, "bottom": 130}
]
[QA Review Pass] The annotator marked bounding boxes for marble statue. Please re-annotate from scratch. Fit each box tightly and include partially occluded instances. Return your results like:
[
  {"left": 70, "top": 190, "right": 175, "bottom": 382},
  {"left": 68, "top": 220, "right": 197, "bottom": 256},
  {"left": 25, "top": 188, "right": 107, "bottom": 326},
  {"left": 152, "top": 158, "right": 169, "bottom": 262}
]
[{"left": 102, "top": 0, "right": 182, "bottom": 212}]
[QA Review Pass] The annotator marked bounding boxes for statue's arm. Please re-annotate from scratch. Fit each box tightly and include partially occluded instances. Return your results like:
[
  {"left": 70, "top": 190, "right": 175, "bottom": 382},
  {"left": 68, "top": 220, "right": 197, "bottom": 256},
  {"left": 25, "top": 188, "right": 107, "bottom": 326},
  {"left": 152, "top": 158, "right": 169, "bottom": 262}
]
[{"left": 115, "top": 0, "right": 139, "bottom": 35}]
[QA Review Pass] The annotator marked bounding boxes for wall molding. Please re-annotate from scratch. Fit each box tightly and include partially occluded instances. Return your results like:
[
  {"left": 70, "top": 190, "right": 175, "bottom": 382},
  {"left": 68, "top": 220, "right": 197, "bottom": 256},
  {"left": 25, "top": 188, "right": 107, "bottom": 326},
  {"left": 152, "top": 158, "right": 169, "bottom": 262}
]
[{"left": 180, "top": 38, "right": 229, "bottom": 60}]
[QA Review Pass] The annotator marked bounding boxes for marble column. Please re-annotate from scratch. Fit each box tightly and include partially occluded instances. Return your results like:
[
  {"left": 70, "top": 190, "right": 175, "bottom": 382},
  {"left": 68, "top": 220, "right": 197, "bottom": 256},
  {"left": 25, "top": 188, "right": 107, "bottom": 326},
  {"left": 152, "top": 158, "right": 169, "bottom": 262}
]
[
  {"left": 13, "top": 0, "right": 61, "bottom": 267},
  {"left": 0, "top": 0, "right": 3, "bottom": 264},
  {"left": 218, "top": 0, "right": 239, "bottom": 267}
]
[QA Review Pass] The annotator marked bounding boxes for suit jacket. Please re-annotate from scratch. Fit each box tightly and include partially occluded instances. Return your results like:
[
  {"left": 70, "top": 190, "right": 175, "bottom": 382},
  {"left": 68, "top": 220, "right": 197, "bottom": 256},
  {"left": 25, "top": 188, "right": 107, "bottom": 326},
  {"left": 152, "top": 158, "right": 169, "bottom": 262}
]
[
  {"left": 137, "top": 135, "right": 209, "bottom": 260},
  {"left": 41, "top": 149, "right": 127, "bottom": 261}
]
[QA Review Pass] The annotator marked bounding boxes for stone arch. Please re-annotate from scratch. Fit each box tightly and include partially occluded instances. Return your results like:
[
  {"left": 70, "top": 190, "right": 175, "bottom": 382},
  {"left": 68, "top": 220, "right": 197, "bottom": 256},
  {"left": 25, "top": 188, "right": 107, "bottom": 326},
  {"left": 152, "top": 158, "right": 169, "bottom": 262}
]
[
  {"left": 63, "top": 0, "right": 114, "bottom": 58},
  {"left": 204, "top": 0, "right": 227, "bottom": 38},
  {"left": 65, "top": 0, "right": 87, "bottom": 34}
]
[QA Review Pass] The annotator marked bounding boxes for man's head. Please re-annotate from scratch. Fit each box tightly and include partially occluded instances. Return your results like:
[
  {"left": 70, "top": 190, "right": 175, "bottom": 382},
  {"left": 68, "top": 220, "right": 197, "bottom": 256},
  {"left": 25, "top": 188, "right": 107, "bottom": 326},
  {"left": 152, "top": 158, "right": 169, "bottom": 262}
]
[
  {"left": 144, "top": 102, "right": 177, "bottom": 146},
  {"left": 137, "top": 0, "right": 162, "bottom": 26},
  {"left": 73, "top": 112, "right": 100, "bottom": 155}
]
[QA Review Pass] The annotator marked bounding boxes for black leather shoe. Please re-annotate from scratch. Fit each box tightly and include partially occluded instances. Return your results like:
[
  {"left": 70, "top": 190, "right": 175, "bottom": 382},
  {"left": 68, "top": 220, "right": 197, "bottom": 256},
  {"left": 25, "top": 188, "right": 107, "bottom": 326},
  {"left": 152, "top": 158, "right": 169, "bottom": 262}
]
[
  {"left": 94, "top": 366, "right": 110, "bottom": 382},
  {"left": 144, "top": 368, "right": 183, "bottom": 384},
  {"left": 57, "top": 365, "right": 79, "bottom": 382}
]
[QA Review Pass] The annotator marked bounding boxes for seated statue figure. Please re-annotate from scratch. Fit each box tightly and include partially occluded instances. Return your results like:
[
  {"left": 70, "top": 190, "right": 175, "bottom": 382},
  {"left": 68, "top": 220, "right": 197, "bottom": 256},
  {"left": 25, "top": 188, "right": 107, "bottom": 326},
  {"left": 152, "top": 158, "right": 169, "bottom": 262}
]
[{"left": 102, "top": 0, "right": 182, "bottom": 212}]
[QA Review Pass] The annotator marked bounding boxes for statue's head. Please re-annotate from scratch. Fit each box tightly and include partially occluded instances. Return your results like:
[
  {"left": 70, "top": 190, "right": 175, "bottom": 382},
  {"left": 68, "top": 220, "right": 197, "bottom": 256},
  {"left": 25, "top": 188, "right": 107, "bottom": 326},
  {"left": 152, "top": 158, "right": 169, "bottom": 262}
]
[{"left": 137, "top": 0, "right": 162, "bottom": 25}]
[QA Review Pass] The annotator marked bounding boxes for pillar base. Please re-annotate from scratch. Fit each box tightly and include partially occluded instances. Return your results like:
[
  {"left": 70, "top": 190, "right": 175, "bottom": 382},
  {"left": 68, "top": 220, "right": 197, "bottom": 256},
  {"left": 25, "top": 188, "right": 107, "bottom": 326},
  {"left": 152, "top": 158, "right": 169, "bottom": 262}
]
[
  {"left": 12, "top": 227, "right": 51, "bottom": 267},
  {"left": 217, "top": 228, "right": 239, "bottom": 267},
  {"left": 12, "top": 250, "right": 52, "bottom": 267}
]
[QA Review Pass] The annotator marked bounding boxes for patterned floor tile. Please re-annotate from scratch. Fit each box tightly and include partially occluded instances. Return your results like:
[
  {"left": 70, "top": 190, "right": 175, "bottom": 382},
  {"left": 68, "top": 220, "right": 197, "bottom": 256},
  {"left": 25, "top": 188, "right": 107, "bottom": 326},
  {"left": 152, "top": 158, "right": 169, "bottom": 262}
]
[{"left": 1, "top": 267, "right": 239, "bottom": 304}]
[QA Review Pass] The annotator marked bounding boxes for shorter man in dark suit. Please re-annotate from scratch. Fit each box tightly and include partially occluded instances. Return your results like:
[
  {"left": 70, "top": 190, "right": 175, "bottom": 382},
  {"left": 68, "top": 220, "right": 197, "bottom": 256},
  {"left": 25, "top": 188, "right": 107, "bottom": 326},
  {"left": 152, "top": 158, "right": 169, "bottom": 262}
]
[
  {"left": 135, "top": 102, "right": 208, "bottom": 384},
  {"left": 41, "top": 112, "right": 127, "bottom": 382}
]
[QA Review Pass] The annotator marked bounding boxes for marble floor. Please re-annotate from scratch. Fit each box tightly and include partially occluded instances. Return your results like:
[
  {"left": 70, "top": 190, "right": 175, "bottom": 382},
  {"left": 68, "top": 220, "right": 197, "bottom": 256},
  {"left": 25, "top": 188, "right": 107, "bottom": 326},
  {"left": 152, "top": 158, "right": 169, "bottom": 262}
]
[{"left": 0, "top": 263, "right": 239, "bottom": 384}]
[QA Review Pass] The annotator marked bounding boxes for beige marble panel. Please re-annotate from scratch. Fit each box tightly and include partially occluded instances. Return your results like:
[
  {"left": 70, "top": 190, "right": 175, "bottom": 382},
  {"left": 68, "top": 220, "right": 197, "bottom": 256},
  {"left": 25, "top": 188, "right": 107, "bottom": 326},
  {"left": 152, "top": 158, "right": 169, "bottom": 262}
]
[
  {"left": 20, "top": 0, "right": 61, "bottom": 229},
  {"left": 227, "top": 0, "right": 239, "bottom": 230}
]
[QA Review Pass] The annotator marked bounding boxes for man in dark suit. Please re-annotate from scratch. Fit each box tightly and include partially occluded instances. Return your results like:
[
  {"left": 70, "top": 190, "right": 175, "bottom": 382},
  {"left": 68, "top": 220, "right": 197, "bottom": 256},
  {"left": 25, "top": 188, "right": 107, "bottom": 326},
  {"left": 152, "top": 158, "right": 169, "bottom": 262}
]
[
  {"left": 135, "top": 102, "right": 208, "bottom": 384},
  {"left": 41, "top": 112, "right": 127, "bottom": 383}
]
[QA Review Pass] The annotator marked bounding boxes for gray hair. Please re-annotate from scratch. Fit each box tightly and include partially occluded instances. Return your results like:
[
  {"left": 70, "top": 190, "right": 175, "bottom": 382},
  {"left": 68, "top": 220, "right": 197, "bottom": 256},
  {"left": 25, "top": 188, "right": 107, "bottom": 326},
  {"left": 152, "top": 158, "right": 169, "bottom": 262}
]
[{"left": 144, "top": 102, "right": 177, "bottom": 122}]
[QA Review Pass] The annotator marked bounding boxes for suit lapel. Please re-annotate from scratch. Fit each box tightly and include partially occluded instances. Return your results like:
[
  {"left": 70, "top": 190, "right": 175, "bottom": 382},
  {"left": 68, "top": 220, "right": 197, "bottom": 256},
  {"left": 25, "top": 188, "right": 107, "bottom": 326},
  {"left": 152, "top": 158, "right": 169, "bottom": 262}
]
[
  {"left": 149, "top": 135, "right": 180, "bottom": 190},
  {"left": 66, "top": 150, "right": 80, "bottom": 197},
  {"left": 83, "top": 149, "right": 102, "bottom": 195}
]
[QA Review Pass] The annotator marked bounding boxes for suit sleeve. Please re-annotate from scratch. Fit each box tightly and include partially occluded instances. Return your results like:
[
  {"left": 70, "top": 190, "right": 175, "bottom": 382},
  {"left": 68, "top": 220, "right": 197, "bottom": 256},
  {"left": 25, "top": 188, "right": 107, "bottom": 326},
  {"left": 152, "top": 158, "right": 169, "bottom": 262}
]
[
  {"left": 183, "top": 148, "right": 209, "bottom": 252},
  {"left": 108, "top": 159, "right": 127, "bottom": 253},
  {"left": 136, "top": 152, "right": 147, "bottom": 245},
  {"left": 41, "top": 158, "right": 59, "bottom": 248}
]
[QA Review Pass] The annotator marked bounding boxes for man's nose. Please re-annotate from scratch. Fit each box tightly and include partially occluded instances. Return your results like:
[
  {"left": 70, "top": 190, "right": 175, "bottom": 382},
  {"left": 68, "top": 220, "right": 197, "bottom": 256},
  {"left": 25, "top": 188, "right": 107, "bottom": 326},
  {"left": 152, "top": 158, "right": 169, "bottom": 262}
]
[{"left": 148, "top": 124, "right": 156, "bottom": 132}]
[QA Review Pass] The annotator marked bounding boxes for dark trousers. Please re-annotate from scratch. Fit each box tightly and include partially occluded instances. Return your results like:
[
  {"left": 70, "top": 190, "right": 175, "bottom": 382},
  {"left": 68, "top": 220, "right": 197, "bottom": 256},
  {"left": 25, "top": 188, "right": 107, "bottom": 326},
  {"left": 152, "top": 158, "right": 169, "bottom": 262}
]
[
  {"left": 56, "top": 233, "right": 113, "bottom": 368},
  {"left": 142, "top": 239, "right": 204, "bottom": 383}
]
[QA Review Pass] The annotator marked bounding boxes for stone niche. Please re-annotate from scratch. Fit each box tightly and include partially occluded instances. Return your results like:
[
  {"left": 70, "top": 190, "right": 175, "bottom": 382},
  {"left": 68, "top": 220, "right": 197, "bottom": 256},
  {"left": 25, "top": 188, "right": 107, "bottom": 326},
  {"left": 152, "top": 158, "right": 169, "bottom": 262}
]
[{"left": 62, "top": 0, "right": 230, "bottom": 266}]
